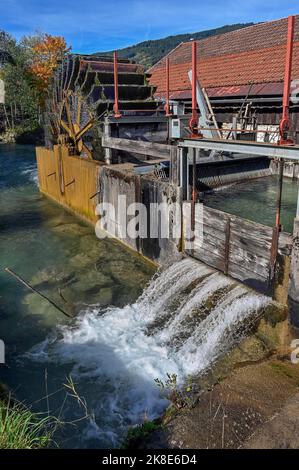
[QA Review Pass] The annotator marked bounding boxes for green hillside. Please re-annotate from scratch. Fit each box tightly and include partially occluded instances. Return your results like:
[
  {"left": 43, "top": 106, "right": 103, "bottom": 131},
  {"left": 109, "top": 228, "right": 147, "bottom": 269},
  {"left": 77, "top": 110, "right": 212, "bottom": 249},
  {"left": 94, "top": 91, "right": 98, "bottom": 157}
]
[{"left": 97, "top": 23, "right": 254, "bottom": 69}]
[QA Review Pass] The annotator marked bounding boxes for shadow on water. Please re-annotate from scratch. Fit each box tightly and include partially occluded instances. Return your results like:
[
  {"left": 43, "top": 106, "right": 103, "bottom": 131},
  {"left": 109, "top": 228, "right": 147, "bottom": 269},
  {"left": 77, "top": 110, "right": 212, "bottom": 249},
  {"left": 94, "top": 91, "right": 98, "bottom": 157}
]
[{"left": 0, "top": 210, "right": 45, "bottom": 234}]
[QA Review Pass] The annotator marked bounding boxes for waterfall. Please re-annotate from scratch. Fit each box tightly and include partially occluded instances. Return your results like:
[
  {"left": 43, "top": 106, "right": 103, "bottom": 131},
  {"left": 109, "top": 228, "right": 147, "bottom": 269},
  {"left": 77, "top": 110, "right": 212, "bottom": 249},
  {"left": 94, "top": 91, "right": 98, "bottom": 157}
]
[{"left": 26, "top": 257, "right": 271, "bottom": 448}]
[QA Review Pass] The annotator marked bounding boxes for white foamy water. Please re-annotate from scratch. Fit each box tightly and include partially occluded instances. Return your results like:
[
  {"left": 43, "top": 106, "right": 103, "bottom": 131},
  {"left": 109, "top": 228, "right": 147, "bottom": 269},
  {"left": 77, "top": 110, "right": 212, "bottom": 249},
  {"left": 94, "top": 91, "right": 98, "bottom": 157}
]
[
  {"left": 26, "top": 258, "right": 271, "bottom": 447},
  {"left": 22, "top": 165, "right": 39, "bottom": 185}
]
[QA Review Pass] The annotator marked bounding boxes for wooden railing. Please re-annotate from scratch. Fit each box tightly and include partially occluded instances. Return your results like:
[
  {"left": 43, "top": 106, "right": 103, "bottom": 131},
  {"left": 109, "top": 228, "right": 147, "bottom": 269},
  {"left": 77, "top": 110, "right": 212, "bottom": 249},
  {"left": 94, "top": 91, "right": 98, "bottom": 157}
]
[{"left": 102, "top": 136, "right": 173, "bottom": 160}]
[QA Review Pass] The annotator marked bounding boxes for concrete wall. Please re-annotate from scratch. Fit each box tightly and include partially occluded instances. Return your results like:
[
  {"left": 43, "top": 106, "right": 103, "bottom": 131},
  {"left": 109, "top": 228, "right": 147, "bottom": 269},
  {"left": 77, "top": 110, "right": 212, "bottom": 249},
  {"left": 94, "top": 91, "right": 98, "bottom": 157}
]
[
  {"left": 99, "top": 167, "right": 181, "bottom": 265},
  {"left": 271, "top": 159, "right": 299, "bottom": 180}
]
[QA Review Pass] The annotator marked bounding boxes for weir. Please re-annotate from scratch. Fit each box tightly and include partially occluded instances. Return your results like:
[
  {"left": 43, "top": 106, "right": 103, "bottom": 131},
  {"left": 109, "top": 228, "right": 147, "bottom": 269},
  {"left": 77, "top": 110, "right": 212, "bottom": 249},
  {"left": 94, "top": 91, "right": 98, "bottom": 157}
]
[{"left": 27, "top": 257, "right": 280, "bottom": 446}]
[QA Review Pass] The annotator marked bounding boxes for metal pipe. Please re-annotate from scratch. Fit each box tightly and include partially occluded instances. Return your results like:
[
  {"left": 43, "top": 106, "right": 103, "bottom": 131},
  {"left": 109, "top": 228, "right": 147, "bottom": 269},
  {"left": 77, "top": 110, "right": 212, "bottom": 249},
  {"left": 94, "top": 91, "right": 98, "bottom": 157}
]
[
  {"left": 165, "top": 58, "right": 172, "bottom": 117},
  {"left": 113, "top": 51, "right": 121, "bottom": 119},
  {"left": 179, "top": 138, "right": 299, "bottom": 160},
  {"left": 189, "top": 41, "right": 199, "bottom": 135},
  {"left": 279, "top": 15, "right": 295, "bottom": 145}
]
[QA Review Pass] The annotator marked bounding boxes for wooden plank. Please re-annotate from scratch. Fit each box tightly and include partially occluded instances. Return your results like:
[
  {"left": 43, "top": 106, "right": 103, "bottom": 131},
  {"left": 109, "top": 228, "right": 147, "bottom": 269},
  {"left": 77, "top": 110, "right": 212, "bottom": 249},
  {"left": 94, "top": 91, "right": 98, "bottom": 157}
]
[
  {"left": 228, "top": 260, "right": 269, "bottom": 292},
  {"left": 230, "top": 233, "right": 271, "bottom": 259},
  {"left": 188, "top": 247, "right": 225, "bottom": 272},
  {"left": 202, "top": 206, "right": 228, "bottom": 231},
  {"left": 202, "top": 223, "right": 227, "bottom": 242},
  {"left": 230, "top": 220, "right": 272, "bottom": 250},
  {"left": 199, "top": 231, "right": 226, "bottom": 253},
  {"left": 228, "top": 246, "right": 270, "bottom": 279},
  {"left": 230, "top": 217, "right": 273, "bottom": 239},
  {"left": 224, "top": 217, "right": 231, "bottom": 275},
  {"left": 102, "top": 136, "right": 172, "bottom": 159}
]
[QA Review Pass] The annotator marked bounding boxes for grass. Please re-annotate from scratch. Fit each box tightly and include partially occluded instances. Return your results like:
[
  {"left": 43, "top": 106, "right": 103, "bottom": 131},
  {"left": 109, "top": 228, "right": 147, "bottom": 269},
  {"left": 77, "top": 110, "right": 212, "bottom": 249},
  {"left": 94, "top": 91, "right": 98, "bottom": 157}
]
[
  {"left": 0, "top": 399, "right": 57, "bottom": 449},
  {"left": 122, "top": 421, "right": 160, "bottom": 449}
]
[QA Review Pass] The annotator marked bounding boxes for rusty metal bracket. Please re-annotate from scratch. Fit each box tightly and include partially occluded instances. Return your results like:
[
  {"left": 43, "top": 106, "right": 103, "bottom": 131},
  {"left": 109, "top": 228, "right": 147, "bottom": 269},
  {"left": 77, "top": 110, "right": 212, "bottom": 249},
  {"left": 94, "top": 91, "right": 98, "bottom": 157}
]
[{"left": 65, "top": 178, "right": 75, "bottom": 188}]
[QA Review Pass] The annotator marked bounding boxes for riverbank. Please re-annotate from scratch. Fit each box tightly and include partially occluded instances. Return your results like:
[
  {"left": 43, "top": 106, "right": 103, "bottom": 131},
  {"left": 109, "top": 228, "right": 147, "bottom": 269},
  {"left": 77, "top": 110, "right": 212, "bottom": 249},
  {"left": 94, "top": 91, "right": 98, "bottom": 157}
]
[
  {"left": 135, "top": 311, "right": 299, "bottom": 449},
  {"left": 0, "top": 127, "right": 44, "bottom": 145}
]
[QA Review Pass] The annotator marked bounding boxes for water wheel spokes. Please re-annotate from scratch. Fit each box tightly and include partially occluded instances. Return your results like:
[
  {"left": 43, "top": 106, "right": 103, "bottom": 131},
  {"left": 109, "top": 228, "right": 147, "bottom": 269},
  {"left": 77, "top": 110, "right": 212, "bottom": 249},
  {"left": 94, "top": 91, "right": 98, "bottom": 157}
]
[{"left": 58, "top": 91, "right": 94, "bottom": 159}]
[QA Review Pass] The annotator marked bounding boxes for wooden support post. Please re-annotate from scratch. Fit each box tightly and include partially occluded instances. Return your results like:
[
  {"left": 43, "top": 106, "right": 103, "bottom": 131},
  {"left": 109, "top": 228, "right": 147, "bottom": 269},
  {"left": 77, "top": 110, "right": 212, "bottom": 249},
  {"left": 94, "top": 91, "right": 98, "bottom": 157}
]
[
  {"left": 170, "top": 147, "right": 179, "bottom": 185},
  {"left": 104, "top": 120, "right": 112, "bottom": 165},
  {"left": 224, "top": 216, "right": 231, "bottom": 275},
  {"left": 289, "top": 217, "right": 299, "bottom": 329},
  {"left": 269, "top": 159, "right": 284, "bottom": 294},
  {"left": 180, "top": 147, "right": 189, "bottom": 201}
]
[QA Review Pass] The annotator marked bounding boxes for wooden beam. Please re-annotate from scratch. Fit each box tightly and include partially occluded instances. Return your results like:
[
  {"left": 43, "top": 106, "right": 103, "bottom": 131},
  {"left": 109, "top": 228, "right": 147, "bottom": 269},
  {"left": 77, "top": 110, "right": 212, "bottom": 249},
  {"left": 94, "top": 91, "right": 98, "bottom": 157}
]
[
  {"left": 75, "top": 119, "right": 94, "bottom": 141},
  {"left": 102, "top": 136, "right": 173, "bottom": 159},
  {"left": 60, "top": 119, "right": 74, "bottom": 138}
]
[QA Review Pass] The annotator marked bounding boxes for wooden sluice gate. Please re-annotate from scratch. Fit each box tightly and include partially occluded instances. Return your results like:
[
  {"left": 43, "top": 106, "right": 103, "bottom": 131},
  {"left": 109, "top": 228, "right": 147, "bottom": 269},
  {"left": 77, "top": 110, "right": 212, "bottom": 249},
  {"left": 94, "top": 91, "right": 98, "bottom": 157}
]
[
  {"left": 183, "top": 203, "right": 292, "bottom": 298},
  {"left": 36, "top": 145, "right": 101, "bottom": 224}
]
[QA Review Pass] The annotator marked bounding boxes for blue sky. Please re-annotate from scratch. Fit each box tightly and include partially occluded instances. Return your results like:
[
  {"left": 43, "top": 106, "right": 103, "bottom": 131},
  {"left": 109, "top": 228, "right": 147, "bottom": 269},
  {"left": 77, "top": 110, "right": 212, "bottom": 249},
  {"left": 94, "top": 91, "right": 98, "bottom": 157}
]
[{"left": 1, "top": 0, "right": 298, "bottom": 53}]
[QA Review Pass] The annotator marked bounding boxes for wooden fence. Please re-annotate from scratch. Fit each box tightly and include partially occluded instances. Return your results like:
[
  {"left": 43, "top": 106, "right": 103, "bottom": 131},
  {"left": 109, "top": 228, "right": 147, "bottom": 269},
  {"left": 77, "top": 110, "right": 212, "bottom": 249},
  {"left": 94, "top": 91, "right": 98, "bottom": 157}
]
[
  {"left": 183, "top": 203, "right": 293, "bottom": 293},
  {"left": 36, "top": 145, "right": 101, "bottom": 223}
]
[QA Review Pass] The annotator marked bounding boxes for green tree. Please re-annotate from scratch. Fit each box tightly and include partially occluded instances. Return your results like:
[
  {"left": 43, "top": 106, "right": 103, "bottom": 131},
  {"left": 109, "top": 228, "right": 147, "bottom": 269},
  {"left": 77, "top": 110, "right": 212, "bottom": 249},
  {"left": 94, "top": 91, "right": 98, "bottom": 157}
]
[{"left": 0, "top": 31, "right": 40, "bottom": 136}]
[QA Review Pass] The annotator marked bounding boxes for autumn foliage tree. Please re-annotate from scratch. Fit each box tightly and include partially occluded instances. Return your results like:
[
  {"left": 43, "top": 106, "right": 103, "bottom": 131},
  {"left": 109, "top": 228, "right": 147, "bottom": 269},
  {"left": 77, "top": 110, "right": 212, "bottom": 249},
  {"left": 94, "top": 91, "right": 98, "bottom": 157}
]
[
  {"left": 0, "top": 32, "right": 71, "bottom": 141},
  {"left": 30, "top": 34, "right": 71, "bottom": 104}
]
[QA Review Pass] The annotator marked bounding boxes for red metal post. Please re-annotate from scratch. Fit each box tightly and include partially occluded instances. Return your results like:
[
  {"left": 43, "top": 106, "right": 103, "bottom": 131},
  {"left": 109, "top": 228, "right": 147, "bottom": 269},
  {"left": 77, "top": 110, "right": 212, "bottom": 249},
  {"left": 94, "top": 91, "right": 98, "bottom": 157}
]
[
  {"left": 189, "top": 41, "right": 198, "bottom": 135},
  {"left": 164, "top": 57, "right": 172, "bottom": 116},
  {"left": 113, "top": 51, "right": 121, "bottom": 119},
  {"left": 189, "top": 41, "right": 202, "bottom": 138},
  {"left": 279, "top": 15, "right": 295, "bottom": 145}
]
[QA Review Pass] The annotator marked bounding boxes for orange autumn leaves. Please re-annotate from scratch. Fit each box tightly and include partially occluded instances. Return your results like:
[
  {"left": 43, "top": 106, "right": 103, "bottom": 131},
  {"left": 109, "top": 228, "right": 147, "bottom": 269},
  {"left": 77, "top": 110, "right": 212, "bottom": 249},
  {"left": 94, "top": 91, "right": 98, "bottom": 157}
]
[{"left": 30, "top": 34, "right": 71, "bottom": 102}]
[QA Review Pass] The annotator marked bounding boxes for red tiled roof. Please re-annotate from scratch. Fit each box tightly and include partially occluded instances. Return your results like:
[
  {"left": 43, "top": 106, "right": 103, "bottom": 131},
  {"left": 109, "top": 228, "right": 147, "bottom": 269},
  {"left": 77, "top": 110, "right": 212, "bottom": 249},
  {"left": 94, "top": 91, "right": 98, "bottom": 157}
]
[{"left": 148, "top": 16, "right": 299, "bottom": 98}]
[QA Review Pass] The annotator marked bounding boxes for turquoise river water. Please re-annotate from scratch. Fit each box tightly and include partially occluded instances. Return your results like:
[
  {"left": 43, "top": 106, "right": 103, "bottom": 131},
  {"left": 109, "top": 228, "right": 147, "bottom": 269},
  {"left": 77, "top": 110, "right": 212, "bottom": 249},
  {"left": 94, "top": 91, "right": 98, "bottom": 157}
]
[{"left": 0, "top": 145, "right": 298, "bottom": 449}]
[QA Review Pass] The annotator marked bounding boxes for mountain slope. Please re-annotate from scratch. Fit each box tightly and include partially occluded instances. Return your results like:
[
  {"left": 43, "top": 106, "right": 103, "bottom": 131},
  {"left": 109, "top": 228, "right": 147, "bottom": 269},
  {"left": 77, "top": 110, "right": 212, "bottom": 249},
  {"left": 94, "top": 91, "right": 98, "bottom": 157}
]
[{"left": 97, "top": 23, "right": 254, "bottom": 69}]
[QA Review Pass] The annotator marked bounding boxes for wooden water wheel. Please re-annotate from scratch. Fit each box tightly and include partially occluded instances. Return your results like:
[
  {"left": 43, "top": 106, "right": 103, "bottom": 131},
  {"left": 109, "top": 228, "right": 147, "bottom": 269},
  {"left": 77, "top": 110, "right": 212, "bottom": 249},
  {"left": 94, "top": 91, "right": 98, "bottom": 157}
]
[
  {"left": 44, "top": 54, "right": 161, "bottom": 160},
  {"left": 57, "top": 90, "right": 94, "bottom": 159}
]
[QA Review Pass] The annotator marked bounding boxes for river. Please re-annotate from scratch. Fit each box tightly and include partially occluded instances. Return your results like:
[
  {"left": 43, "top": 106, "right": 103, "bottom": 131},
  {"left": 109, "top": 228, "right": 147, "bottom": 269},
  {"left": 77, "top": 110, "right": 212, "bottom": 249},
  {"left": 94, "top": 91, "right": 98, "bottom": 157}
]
[{"left": 0, "top": 145, "right": 295, "bottom": 449}]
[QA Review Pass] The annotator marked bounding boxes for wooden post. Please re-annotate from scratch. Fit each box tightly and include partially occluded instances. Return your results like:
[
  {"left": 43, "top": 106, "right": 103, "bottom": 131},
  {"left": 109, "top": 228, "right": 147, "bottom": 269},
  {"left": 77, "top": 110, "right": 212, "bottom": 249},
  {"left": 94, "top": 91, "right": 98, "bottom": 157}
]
[
  {"left": 170, "top": 147, "right": 179, "bottom": 185},
  {"left": 224, "top": 216, "right": 231, "bottom": 275},
  {"left": 289, "top": 216, "right": 299, "bottom": 329},
  {"left": 104, "top": 120, "right": 112, "bottom": 165},
  {"left": 180, "top": 147, "right": 189, "bottom": 201},
  {"left": 269, "top": 159, "right": 284, "bottom": 294}
]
